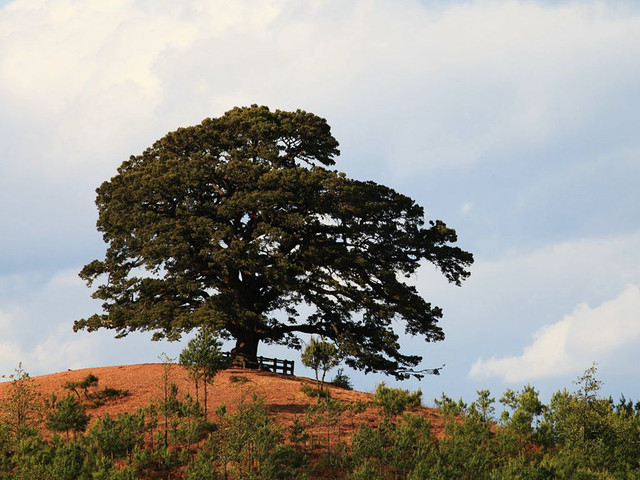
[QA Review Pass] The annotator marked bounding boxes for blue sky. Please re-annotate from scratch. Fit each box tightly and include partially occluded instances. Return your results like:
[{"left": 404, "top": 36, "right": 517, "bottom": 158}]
[{"left": 1, "top": 0, "right": 638, "bottom": 406}]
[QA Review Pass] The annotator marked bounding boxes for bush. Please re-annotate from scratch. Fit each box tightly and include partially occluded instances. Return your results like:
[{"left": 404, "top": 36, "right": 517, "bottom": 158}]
[
  {"left": 229, "top": 375, "right": 249, "bottom": 384},
  {"left": 300, "top": 383, "right": 330, "bottom": 400},
  {"left": 63, "top": 373, "right": 98, "bottom": 399},
  {"left": 185, "top": 450, "right": 219, "bottom": 480},
  {"left": 49, "top": 441, "right": 86, "bottom": 480},
  {"left": 97, "top": 387, "right": 130, "bottom": 401},
  {"left": 330, "top": 369, "right": 353, "bottom": 390},
  {"left": 88, "top": 412, "right": 146, "bottom": 460},
  {"left": 261, "top": 444, "right": 306, "bottom": 480},
  {"left": 374, "top": 383, "right": 422, "bottom": 417}
]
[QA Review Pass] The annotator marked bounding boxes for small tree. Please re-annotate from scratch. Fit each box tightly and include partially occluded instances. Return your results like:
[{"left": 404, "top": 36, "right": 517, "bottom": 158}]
[
  {"left": 499, "top": 385, "right": 545, "bottom": 436},
  {"left": 88, "top": 412, "right": 146, "bottom": 461},
  {"left": 157, "top": 353, "right": 177, "bottom": 449},
  {"left": 545, "top": 363, "right": 612, "bottom": 451},
  {"left": 211, "top": 394, "right": 283, "bottom": 479},
  {"left": 301, "top": 336, "right": 340, "bottom": 395},
  {"left": 1, "top": 363, "right": 42, "bottom": 439},
  {"left": 45, "top": 394, "right": 90, "bottom": 441},
  {"left": 470, "top": 389, "right": 495, "bottom": 423},
  {"left": 330, "top": 368, "right": 353, "bottom": 390},
  {"left": 179, "top": 328, "right": 226, "bottom": 418},
  {"left": 434, "top": 392, "right": 468, "bottom": 417},
  {"left": 63, "top": 373, "right": 99, "bottom": 400}
]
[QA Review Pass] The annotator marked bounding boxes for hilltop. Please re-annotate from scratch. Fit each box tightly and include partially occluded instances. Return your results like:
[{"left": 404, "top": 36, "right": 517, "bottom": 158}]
[{"left": 0, "top": 363, "right": 445, "bottom": 438}]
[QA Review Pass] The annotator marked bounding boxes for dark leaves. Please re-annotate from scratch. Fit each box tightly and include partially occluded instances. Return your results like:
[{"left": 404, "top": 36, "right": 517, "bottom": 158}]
[{"left": 77, "top": 105, "right": 473, "bottom": 377}]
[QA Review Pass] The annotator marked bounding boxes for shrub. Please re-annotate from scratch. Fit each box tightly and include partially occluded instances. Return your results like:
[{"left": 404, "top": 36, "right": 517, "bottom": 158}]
[
  {"left": 89, "top": 412, "right": 146, "bottom": 460},
  {"left": 330, "top": 368, "right": 353, "bottom": 390},
  {"left": 229, "top": 375, "right": 249, "bottom": 384},
  {"left": 63, "top": 373, "right": 98, "bottom": 400},
  {"left": 300, "top": 383, "right": 330, "bottom": 400},
  {"left": 374, "top": 383, "right": 422, "bottom": 417}
]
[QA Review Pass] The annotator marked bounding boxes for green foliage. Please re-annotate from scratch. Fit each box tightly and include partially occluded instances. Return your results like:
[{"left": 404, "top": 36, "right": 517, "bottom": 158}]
[
  {"left": 389, "top": 414, "right": 433, "bottom": 479},
  {"left": 350, "top": 458, "right": 383, "bottom": 480},
  {"left": 301, "top": 336, "right": 340, "bottom": 394},
  {"left": 63, "top": 373, "right": 98, "bottom": 400},
  {"left": 499, "top": 385, "right": 545, "bottom": 436},
  {"left": 300, "top": 382, "right": 330, "bottom": 400},
  {"left": 261, "top": 444, "right": 306, "bottom": 480},
  {"left": 185, "top": 449, "right": 219, "bottom": 480},
  {"left": 1, "top": 364, "right": 42, "bottom": 440},
  {"left": 62, "top": 374, "right": 129, "bottom": 408},
  {"left": 48, "top": 440, "right": 86, "bottom": 480},
  {"left": 351, "top": 414, "right": 432, "bottom": 480},
  {"left": 205, "top": 393, "right": 285, "bottom": 479},
  {"left": 9, "top": 435, "right": 53, "bottom": 480},
  {"left": 374, "top": 382, "right": 422, "bottom": 417},
  {"left": 88, "top": 412, "right": 146, "bottom": 460},
  {"left": 157, "top": 352, "right": 179, "bottom": 449},
  {"left": 229, "top": 375, "right": 249, "bottom": 384},
  {"left": 434, "top": 392, "right": 468, "bottom": 417},
  {"left": 76, "top": 105, "right": 473, "bottom": 377},
  {"left": 307, "top": 398, "right": 349, "bottom": 466},
  {"left": 289, "top": 417, "right": 309, "bottom": 448},
  {"left": 95, "top": 387, "right": 130, "bottom": 402},
  {"left": 470, "top": 389, "right": 496, "bottom": 423},
  {"left": 1, "top": 360, "right": 640, "bottom": 479},
  {"left": 330, "top": 368, "right": 353, "bottom": 390},
  {"left": 179, "top": 328, "right": 226, "bottom": 417},
  {"left": 45, "top": 394, "right": 90, "bottom": 440},
  {"left": 86, "top": 454, "right": 137, "bottom": 480},
  {"left": 350, "top": 421, "right": 392, "bottom": 476},
  {"left": 433, "top": 414, "right": 495, "bottom": 479},
  {"left": 541, "top": 364, "right": 631, "bottom": 476}
]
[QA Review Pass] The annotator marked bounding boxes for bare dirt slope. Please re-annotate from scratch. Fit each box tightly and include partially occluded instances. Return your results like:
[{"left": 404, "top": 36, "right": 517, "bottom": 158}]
[{"left": 0, "top": 364, "right": 445, "bottom": 437}]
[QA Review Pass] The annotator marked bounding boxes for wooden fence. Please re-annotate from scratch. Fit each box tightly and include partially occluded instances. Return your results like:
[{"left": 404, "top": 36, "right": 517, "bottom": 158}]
[{"left": 222, "top": 353, "right": 295, "bottom": 376}]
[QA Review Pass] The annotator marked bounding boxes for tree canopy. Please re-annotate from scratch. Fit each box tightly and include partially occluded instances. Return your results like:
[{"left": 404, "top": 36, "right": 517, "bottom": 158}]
[{"left": 76, "top": 105, "right": 473, "bottom": 378}]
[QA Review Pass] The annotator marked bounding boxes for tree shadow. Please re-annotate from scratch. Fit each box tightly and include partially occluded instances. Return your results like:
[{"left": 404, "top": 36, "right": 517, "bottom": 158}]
[{"left": 267, "top": 403, "right": 308, "bottom": 415}]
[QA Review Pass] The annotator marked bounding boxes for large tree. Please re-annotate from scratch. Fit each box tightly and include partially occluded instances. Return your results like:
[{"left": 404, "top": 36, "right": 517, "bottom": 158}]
[{"left": 76, "top": 105, "right": 473, "bottom": 378}]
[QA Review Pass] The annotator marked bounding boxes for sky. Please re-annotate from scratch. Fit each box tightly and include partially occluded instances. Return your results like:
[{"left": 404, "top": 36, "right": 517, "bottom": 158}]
[{"left": 0, "top": 0, "right": 638, "bottom": 407}]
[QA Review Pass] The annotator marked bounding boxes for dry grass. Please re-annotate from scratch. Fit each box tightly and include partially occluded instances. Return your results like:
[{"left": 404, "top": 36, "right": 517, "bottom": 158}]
[{"left": 0, "top": 363, "right": 445, "bottom": 439}]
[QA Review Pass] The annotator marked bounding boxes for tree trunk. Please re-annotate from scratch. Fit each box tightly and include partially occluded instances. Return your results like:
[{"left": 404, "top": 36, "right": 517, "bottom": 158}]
[
  {"left": 203, "top": 376, "right": 208, "bottom": 420},
  {"left": 231, "top": 334, "right": 260, "bottom": 369}
]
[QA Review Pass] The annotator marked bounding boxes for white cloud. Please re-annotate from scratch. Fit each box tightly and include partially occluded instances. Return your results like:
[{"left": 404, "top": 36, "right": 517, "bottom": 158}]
[
  {"left": 0, "top": 270, "right": 99, "bottom": 375},
  {"left": 416, "top": 231, "right": 640, "bottom": 322},
  {"left": 469, "top": 284, "right": 640, "bottom": 382},
  {"left": 0, "top": 343, "right": 22, "bottom": 374},
  {"left": 1, "top": 0, "right": 639, "bottom": 180},
  {"left": 472, "top": 232, "right": 640, "bottom": 311},
  {"left": 0, "top": 324, "right": 97, "bottom": 377},
  {"left": 0, "top": 311, "right": 22, "bottom": 370},
  {"left": 0, "top": 0, "right": 202, "bottom": 180},
  {"left": 31, "top": 325, "right": 99, "bottom": 373},
  {"left": 0, "top": 268, "right": 189, "bottom": 377},
  {"left": 0, "top": 0, "right": 639, "bottom": 398},
  {"left": 407, "top": 230, "right": 640, "bottom": 398}
]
